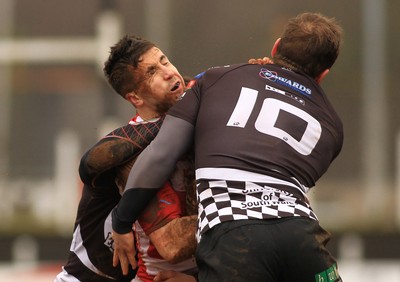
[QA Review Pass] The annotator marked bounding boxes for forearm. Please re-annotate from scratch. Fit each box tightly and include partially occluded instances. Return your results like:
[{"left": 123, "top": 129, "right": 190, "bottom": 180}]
[{"left": 149, "top": 215, "right": 197, "bottom": 264}]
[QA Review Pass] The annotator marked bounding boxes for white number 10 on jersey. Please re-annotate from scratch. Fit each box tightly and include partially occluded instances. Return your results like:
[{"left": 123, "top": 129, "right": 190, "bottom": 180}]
[{"left": 227, "top": 87, "right": 321, "bottom": 156}]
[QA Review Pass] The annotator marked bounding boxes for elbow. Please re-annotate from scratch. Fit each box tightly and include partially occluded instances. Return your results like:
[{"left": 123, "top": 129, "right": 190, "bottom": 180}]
[
  {"left": 151, "top": 239, "right": 195, "bottom": 264},
  {"left": 161, "top": 248, "right": 191, "bottom": 264},
  {"left": 157, "top": 242, "right": 197, "bottom": 264},
  {"left": 149, "top": 216, "right": 197, "bottom": 264}
]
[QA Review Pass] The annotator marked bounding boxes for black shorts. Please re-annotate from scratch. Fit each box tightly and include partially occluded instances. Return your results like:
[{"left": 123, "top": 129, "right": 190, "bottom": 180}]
[{"left": 195, "top": 217, "right": 342, "bottom": 282}]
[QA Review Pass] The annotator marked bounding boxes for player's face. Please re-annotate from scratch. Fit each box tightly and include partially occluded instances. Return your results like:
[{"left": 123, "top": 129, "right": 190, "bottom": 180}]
[{"left": 137, "top": 47, "right": 185, "bottom": 115}]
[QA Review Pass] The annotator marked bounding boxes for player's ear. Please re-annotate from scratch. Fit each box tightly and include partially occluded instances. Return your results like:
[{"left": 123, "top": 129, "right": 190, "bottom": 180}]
[
  {"left": 271, "top": 38, "right": 281, "bottom": 57},
  {"left": 315, "top": 69, "right": 330, "bottom": 84},
  {"left": 125, "top": 92, "right": 143, "bottom": 107}
]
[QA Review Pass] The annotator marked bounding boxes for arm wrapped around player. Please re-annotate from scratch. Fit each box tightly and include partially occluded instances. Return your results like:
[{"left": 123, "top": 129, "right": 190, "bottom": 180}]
[{"left": 79, "top": 118, "right": 164, "bottom": 188}]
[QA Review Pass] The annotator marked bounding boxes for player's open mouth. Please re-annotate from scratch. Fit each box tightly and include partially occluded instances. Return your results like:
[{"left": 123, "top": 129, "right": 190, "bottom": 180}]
[{"left": 170, "top": 82, "right": 180, "bottom": 92}]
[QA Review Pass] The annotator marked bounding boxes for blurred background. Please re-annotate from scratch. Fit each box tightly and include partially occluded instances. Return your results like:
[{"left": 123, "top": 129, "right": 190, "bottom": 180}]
[{"left": 0, "top": 0, "right": 399, "bottom": 280}]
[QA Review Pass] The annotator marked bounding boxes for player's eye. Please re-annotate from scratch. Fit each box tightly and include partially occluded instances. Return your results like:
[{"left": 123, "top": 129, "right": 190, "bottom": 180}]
[{"left": 148, "top": 67, "right": 156, "bottom": 75}]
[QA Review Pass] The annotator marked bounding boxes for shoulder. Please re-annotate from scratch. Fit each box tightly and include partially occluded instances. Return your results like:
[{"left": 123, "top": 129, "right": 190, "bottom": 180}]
[
  {"left": 102, "top": 116, "right": 165, "bottom": 142},
  {"left": 187, "top": 63, "right": 248, "bottom": 91},
  {"left": 203, "top": 63, "right": 248, "bottom": 79}
]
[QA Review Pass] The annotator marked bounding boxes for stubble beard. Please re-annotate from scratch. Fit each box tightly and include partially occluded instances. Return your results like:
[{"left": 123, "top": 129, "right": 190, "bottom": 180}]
[{"left": 155, "top": 96, "right": 176, "bottom": 116}]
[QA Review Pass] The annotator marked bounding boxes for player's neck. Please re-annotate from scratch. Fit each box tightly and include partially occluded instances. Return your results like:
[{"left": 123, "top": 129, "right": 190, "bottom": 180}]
[{"left": 136, "top": 109, "right": 160, "bottom": 121}]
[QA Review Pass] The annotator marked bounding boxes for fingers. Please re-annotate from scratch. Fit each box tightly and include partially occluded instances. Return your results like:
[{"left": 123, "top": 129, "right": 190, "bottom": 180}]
[
  {"left": 120, "top": 256, "right": 129, "bottom": 276},
  {"left": 154, "top": 270, "right": 176, "bottom": 281},
  {"left": 113, "top": 247, "right": 119, "bottom": 267},
  {"left": 127, "top": 251, "right": 137, "bottom": 270},
  {"left": 248, "top": 57, "right": 273, "bottom": 65},
  {"left": 262, "top": 57, "right": 274, "bottom": 64},
  {"left": 113, "top": 248, "right": 129, "bottom": 275},
  {"left": 112, "top": 231, "right": 136, "bottom": 275}
]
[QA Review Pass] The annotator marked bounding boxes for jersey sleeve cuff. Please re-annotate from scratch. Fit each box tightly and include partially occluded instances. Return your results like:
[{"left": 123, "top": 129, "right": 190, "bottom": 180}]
[{"left": 111, "top": 188, "right": 159, "bottom": 234}]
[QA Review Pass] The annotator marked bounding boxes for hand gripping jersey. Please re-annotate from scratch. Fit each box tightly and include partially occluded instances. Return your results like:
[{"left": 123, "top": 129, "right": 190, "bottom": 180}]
[{"left": 168, "top": 63, "right": 344, "bottom": 236}]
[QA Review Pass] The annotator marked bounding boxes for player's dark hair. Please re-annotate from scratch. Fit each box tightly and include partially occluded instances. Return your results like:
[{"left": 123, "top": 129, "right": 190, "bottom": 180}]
[
  {"left": 274, "top": 12, "right": 342, "bottom": 78},
  {"left": 103, "top": 35, "right": 156, "bottom": 98}
]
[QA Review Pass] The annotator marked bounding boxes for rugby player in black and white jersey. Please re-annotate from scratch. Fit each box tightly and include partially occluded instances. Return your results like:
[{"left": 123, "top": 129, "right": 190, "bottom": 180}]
[
  {"left": 112, "top": 13, "right": 344, "bottom": 282},
  {"left": 55, "top": 35, "right": 198, "bottom": 282}
]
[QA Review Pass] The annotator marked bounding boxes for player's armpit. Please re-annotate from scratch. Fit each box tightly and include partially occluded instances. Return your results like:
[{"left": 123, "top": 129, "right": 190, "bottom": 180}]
[{"left": 149, "top": 215, "right": 197, "bottom": 264}]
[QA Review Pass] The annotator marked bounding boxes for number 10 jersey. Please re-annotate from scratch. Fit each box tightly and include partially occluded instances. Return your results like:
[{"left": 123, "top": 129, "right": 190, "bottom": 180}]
[{"left": 169, "top": 63, "right": 343, "bottom": 236}]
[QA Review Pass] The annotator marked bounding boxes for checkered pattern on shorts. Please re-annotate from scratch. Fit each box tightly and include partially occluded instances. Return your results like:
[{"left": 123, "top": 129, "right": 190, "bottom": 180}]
[{"left": 196, "top": 178, "right": 318, "bottom": 239}]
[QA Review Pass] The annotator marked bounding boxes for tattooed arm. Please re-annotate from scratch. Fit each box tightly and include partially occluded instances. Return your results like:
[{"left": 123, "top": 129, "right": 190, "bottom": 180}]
[
  {"left": 149, "top": 215, "right": 197, "bottom": 264},
  {"left": 79, "top": 118, "right": 164, "bottom": 188}
]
